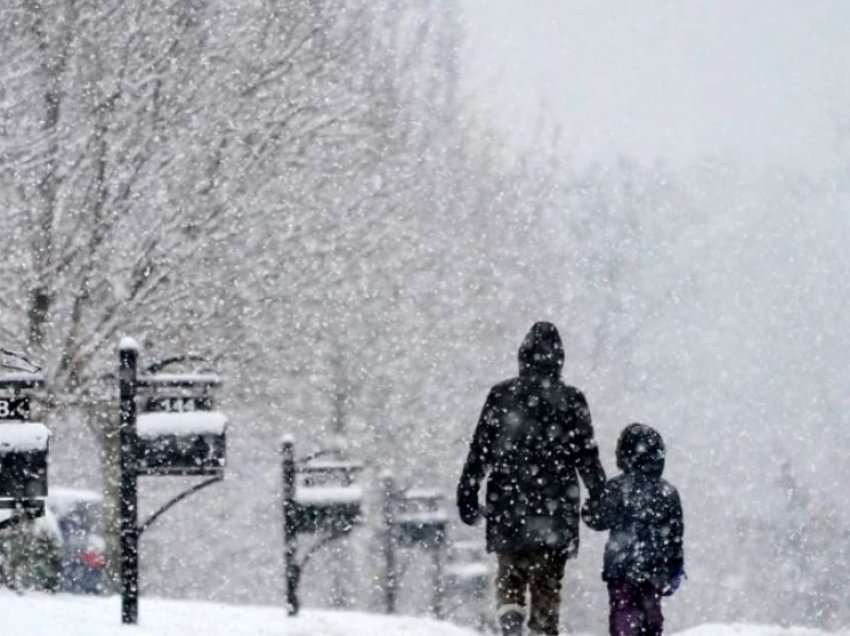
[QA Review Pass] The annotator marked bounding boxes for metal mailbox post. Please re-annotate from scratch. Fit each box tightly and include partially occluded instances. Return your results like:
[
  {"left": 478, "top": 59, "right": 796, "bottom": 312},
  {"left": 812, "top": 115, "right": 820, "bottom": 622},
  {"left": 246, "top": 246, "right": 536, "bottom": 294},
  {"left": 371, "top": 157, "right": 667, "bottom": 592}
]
[
  {"left": 0, "top": 372, "right": 49, "bottom": 529},
  {"left": 444, "top": 540, "right": 492, "bottom": 631},
  {"left": 281, "top": 438, "right": 363, "bottom": 616},
  {"left": 118, "top": 339, "right": 227, "bottom": 624},
  {"left": 381, "top": 477, "right": 449, "bottom": 619}
]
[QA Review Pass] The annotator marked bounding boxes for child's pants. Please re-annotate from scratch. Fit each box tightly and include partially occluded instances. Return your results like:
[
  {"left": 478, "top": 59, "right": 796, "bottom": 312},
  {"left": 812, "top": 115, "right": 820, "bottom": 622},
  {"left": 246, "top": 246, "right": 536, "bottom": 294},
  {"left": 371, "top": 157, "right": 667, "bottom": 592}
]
[
  {"left": 495, "top": 550, "right": 567, "bottom": 635},
  {"left": 608, "top": 579, "right": 664, "bottom": 636}
]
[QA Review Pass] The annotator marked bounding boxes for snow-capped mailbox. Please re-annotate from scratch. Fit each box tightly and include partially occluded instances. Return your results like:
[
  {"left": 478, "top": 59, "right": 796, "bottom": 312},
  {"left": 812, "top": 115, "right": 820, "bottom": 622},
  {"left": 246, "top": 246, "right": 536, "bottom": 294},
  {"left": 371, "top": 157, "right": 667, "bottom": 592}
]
[
  {"left": 136, "top": 411, "right": 227, "bottom": 476},
  {"left": 136, "top": 372, "right": 226, "bottom": 477},
  {"left": 0, "top": 372, "right": 49, "bottom": 509},
  {"left": 395, "top": 488, "right": 448, "bottom": 548},
  {"left": 445, "top": 540, "right": 490, "bottom": 592},
  {"left": 444, "top": 540, "right": 490, "bottom": 628},
  {"left": 294, "top": 459, "right": 363, "bottom": 533},
  {"left": 0, "top": 423, "right": 50, "bottom": 504}
]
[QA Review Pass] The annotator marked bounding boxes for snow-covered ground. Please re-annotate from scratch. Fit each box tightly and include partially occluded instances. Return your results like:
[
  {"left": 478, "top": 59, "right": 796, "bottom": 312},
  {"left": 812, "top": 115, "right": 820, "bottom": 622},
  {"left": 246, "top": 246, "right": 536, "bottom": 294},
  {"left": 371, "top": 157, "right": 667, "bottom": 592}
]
[
  {"left": 1, "top": 591, "right": 845, "bottom": 636},
  {"left": 677, "top": 627, "right": 848, "bottom": 636},
  {"left": 0, "top": 592, "right": 478, "bottom": 636}
]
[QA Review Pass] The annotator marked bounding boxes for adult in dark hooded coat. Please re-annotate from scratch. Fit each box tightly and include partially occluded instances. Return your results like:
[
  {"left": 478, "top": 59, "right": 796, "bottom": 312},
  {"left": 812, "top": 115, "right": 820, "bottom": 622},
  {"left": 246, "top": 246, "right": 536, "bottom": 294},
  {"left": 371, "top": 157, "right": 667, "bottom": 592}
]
[{"left": 457, "top": 322, "right": 606, "bottom": 636}]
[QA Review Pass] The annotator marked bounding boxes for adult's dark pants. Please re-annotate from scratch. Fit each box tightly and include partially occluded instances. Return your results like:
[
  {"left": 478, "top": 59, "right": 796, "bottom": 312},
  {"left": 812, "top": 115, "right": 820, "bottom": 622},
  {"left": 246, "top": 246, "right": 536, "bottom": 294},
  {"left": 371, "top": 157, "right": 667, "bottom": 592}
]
[
  {"left": 495, "top": 550, "right": 567, "bottom": 635},
  {"left": 608, "top": 579, "right": 664, "bottom": 636}
]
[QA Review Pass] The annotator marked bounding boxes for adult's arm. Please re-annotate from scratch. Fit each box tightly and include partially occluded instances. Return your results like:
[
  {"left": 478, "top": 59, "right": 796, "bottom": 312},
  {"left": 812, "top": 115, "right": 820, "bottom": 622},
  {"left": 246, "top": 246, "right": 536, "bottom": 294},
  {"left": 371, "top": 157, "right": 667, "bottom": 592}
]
[
  {"left": 572, "top": 391, "right": 607, "bottom": 498},
  {"left": 581, "top": 482, "right": 618, "bottom": 531},
  {"left": 456, "top": 389, "right": 497, "bottom": 525}
]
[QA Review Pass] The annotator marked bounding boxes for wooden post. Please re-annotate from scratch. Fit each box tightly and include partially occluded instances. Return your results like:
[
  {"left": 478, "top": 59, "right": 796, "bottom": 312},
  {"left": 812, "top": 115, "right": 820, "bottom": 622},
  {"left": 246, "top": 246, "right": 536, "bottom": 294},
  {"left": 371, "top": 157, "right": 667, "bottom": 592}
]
[
  {"left": 431, "top": 528, "right": 446, "bottom": 619},
  {"left": 118, "top": 339, "right": 139, "bottom": 624},
  {"left": 281, "top": 437, "right": 299, "bottom": 616},
  {"left": 381, "top": 471, "right": 397, "bottom": 614}
]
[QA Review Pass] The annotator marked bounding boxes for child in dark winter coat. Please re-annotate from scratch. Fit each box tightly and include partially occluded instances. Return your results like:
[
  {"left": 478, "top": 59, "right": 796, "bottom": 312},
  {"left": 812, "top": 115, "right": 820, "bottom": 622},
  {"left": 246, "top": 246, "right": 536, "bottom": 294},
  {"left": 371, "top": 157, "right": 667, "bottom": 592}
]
[{"left": 582, "top": 423, "right": 685, "bottom": 636}]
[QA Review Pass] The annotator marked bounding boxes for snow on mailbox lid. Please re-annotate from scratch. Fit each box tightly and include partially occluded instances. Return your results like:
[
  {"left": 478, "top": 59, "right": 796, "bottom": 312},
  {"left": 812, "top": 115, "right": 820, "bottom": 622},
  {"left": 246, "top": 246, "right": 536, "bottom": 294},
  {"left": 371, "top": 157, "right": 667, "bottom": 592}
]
[
  {"left": 136, "top": 411, "right": 228, "bottom": 439},
  {"left": 0, "top": 423, "right": 51, "bottom": 452}
]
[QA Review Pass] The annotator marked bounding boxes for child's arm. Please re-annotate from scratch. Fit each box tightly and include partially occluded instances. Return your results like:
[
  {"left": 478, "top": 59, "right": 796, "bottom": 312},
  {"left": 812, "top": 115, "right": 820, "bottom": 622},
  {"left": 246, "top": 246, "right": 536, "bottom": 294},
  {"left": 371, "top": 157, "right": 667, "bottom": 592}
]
[
  {"left": 668, "top": 488, "right": 685, "bottom": 574},
  {"left": 661, "top": 485, "right": 686, "bottom": 596},
  {"left": 581, "top": 482, "right": 619, "bottom": 531}
]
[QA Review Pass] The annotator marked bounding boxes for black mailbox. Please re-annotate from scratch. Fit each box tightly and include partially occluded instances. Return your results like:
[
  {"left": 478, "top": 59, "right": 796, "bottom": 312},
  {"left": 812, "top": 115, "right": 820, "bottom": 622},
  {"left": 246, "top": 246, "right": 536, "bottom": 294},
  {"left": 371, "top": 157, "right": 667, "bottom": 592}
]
[
  {"left": 445, "top": 540, "right": 490, "bottom": 590},
  {"left": 294, "top": 460, "right": 363, "bottom": 534},
  {"left": 0, "top": 372, "right": 49, "bottom": 511},
  {"left": 136, "top": 411, "right": 227, "bottom": 476},
  {"left": 136, "top": 372, "right": 226, "bottom": 477},
  {"left": 445, "top": 539, "right": 490, "bottom": 628},
  {"left": 0, "top": 423, "right": 50, "bottom": 506},
  {"left": 395, "top": 489, "right": 447, "bottom": 548}
]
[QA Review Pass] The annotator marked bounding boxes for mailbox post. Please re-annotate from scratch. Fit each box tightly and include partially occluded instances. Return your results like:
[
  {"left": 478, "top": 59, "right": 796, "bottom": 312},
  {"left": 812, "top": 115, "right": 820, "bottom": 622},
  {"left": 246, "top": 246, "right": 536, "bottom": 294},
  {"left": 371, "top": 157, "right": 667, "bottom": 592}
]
[
  {"left": 280, "top": 439, "right": 363, "bottom": 616},
  {"left": 381, "top": 478, "right": 449, "bottom": 618},
  {"left": 445, "top": 540, "right": 492, "bottom": 631},
  {"left": 117, "top": 338, "right": 227, "bottom": 625},
  {"left": 381, "top": 472, "right": 398, "bottom": 614},
  {"left": 118, "top": 340, "right": 140, "bottom": 624},
  {"left": 281, "top": 438, "right": 298, "bottom": 615}
]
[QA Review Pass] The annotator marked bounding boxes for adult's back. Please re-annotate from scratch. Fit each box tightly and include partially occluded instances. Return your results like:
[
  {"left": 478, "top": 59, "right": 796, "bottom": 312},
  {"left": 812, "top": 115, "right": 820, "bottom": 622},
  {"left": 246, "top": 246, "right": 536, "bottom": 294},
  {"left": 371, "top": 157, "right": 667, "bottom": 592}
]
[{"left": 457, "top": 321, "right": 606, "bottom": 555}]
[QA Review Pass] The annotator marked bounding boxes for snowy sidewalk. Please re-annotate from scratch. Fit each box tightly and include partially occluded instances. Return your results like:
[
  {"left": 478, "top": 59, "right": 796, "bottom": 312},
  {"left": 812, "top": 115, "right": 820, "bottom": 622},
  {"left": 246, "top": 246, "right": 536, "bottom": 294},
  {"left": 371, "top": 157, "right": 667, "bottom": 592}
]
[
  {"left": 0, "top": 592, "right": 478, "bottom": 636},
  {"left": 676, "top": 627, "right": 847, "bottom": 636},
  {"left": 1, "top": 592, "right": 845, "bottom": 636}
]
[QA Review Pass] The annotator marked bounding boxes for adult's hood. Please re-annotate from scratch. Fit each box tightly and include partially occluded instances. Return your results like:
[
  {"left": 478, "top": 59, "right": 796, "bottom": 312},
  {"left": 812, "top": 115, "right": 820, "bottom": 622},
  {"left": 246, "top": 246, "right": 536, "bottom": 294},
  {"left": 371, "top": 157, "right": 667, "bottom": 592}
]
[
  {"left": 518, "top": 321, "right": 564, "bottom": 379},
  {"left": 616, "top": 423, "right": 666, "bottom": 479}
]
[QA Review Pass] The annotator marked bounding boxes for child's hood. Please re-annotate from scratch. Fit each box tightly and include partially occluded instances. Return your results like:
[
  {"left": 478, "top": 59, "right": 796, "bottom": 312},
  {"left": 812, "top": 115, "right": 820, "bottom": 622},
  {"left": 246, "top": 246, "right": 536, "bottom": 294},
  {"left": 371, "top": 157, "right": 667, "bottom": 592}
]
[{"left": 616, "top": 423, "right": 666, "bottom": 479}]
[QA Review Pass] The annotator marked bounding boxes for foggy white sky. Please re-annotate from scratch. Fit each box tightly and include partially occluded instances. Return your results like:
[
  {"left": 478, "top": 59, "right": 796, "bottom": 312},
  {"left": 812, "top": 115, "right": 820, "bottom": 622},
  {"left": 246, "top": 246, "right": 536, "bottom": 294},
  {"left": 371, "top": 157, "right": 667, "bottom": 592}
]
[{"left": 460, "top": 1, "right": 850, "bottom": 171}]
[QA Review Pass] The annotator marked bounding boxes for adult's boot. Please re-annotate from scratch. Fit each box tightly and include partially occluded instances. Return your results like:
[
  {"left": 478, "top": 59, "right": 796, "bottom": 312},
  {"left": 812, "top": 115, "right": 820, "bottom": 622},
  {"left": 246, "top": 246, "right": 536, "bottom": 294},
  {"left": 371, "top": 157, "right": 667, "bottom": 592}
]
[{"left": 499, "top": 608, "right": 524, "bottom": 636}]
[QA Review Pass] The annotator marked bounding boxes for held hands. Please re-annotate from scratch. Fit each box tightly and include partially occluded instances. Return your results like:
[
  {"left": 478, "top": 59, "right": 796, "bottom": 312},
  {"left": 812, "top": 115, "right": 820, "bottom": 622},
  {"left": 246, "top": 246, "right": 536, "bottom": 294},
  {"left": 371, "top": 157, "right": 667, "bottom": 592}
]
[
  {"left": 580, "top": 490, "right": 612, "bottom": 531},
  {"left": 580, "top": 496, "right": 600, "bottom": 523},
  {"left": 663, "top": 567, "right": 687, "bottom": 597}
]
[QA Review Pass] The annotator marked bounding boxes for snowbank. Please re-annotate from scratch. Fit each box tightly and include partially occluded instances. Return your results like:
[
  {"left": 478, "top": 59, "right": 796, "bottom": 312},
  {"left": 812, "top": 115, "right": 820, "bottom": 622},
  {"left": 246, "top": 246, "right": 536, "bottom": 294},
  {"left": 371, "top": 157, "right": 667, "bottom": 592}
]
[
  {"left": 0, "top": 592, "right": 846, "bottom": 636},
  {"left": 677, "top": 625, "right": 848, "bottom": 636},
  {"left": 0, "top": 592, "right": 480, "bottom": 636}
]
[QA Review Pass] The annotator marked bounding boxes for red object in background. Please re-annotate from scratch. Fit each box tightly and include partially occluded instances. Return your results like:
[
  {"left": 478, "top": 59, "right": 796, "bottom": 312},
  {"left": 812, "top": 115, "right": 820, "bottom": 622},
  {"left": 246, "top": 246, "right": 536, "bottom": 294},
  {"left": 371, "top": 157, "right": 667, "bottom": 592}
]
[{"left": 80, "top": 549, "right": 106, "bottom": 569}]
